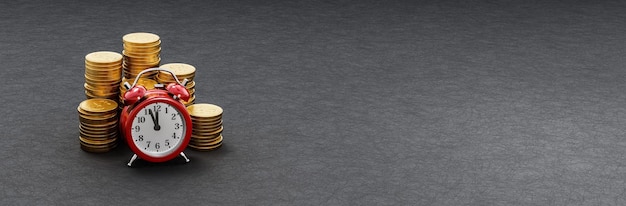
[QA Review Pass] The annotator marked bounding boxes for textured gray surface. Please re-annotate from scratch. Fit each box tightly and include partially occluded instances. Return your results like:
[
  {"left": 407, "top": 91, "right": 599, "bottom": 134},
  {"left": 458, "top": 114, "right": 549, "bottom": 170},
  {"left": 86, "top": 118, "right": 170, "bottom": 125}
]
[{"left": 2, "top": 0, "right": 626, "bottom": 205}]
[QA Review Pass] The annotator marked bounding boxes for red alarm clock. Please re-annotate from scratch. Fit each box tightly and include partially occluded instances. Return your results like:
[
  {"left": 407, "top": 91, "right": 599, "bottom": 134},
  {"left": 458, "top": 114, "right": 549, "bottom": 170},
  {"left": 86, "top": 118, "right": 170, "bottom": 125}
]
[{"left": 120, "top": 68, "right": 193, "bottom": 166}]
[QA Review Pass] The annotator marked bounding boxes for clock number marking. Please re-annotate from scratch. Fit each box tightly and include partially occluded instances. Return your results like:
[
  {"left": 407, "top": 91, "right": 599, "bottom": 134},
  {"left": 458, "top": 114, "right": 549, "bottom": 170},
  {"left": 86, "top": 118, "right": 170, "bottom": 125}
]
[
  {"left": 133, "top": 125, "right": 140, "bottom": 132},
  {"left": 138, "top": 135, "right": 143, "bottom": 141},
  {"left": 155, "top": 142, "right": 160, "bottom": 149},
  {"left": 165, "top": 139, "right": 170, "bottom": 147},
  {"left": 146, "top": 141, "right": 151, "bottom": 148},
  {"left": 171, "top": 113, "right": 177, "bottom": 120},
  {"left": 165, "top": 107, "right": 168, "bottom": 114},
  {"left": 153, "top": 105, "right": 161, "bottom": 113},
  {"left": 137, "top": 116, "right": 145, "bottom": 123},
  {"left": 174, "top": 123, "right": 181, "bottom": 130},
  {"left": 172, "top": 132, "right": 178, "bottom": 139}
]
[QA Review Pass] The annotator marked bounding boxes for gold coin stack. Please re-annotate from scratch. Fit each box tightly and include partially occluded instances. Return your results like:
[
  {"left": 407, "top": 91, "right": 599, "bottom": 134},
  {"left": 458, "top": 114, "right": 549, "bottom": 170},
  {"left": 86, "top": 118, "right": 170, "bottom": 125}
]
[
  {"left": 119, "top": 77, "right": 158, "bottom": 107},
  {"left": 84, "top": 51, "right": 123, "bottom": 101},
  {"left": 157, "top": 63, "right": 196, "bottom": 106},
  {"left": 186, "top": 104, "right": 224, "bottom": 151},
  {"left": 122, "top": 32, "right": 161, "bottom": 80},
  {"left": 77, "top": 98, "right": 119, "bottom": 153}
]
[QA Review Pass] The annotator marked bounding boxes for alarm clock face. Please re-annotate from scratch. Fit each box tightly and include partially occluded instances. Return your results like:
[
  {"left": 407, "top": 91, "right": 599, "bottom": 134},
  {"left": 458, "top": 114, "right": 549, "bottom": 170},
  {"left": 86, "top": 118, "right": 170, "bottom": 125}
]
[{"left": 130, "top": 101, "right": 187, "bottom": 158}]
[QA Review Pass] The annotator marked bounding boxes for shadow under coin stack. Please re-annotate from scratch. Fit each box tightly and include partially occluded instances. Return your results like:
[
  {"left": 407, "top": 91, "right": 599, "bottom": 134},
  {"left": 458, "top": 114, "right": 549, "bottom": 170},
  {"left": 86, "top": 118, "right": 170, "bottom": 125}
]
[
  {"left": 186, "top": 104, "right": 224, "bottom": 151},
  {"left": 119, "top": 77, "right": 158, "bottom": 108},
  {"left": 157, "top": 63, "right": 196, "bottom": 106},
  {"left": 84, "top": 51, "right": 123, "bottom": 102},
  {"left": 77, "top": 98, "right": 119, "bottom": 153},
  {"left": 122, "top": 32, "right": 161, "bottom": 80}
]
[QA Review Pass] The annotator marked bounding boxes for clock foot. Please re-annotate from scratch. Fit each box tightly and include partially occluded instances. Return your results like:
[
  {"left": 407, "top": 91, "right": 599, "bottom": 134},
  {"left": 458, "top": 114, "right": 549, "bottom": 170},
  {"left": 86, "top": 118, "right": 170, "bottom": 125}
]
[
  {"left": 180, "top": 152, "right": 190, "bottom": 163},
  {"left": 127, "top": 154, "right": 138, "bottom": 167}
]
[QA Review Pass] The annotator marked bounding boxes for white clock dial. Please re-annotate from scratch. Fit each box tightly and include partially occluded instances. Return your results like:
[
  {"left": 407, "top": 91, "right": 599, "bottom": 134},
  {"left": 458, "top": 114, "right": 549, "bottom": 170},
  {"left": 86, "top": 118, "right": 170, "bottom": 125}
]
[{"left": 130, "top": 102, "right": 186, "bottom": 157}]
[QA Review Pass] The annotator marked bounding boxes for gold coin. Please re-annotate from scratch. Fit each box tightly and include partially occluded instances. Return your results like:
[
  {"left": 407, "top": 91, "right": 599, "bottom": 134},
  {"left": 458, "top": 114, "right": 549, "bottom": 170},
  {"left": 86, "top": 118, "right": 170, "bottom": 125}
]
[
  {"left": 191, "top": 115, "right": 222, "bottom": 123},
  {"left": 190, "top": 135, "right": 223, "bottom": 145},
  {"left": 78, "top": 113, "right": 118, "bottom": 122},
  {"left": 84, "top": 93, "right": 119, "bottom": 101},
  {"left": 160, "top": 63, "right": 196, "bottom": 76},
  {"left": 80, "top": 119, "right": 119, "bottom": 128},
  {"left": 79, "top": 135, "right": 118, "bottom": 145},
  {"left": 192, "top": 126, "right": 223, "bottom": 136},
  {"left": 79, "top": 124, "right": 118, "bottom": 134},
  {"left": 124, "top": 39, "right": 160, "bottom": 47},
  {"left": 85, "top": 51, "right": 123, "bottom": 64},
  {"left": 84, "top": 82, "right": 121, "bottom": 91},
  {"left": 188, "top": 142, "right": 222, "bottom": 151},
  {"left": 185, "top": 80, "right": 195, "bottom": 88},
  {"left": 79, "top": 138, "right": 118, "bottom": 148},
  {"left": 85, "top": 61, "right": 122, "bottom": 69},
  {"left": 123, "top": 47, "right": 161, "bottom": 56},
  {"left": 123, "top": 40, "right": 161, "bottom": 52},
  {"left": 156, "top": 72, "right": 194, "bottom": 82},
  {"left": 79, "top": 99, "right": 118, "bottom": 113},
  {"left": 84, "top": 90, "right": 119, "bottom": 99},
  {"left": 84, "top": 83, "right": 119, "bottom": 92},
  {"left": 192, "top": 118, "right": 222, "bottom": 125},
  {"left": 84, "top": 72, "right": 121, "bottom": 80},
  {"left": 79, "top": 127, "right": 118, "bottom": 137},
  {"left": 122, "top": 51, "right": 161, "bottom": 60},
  {"left": 85, "top": 67, "right": 121, "bottom": 74},
  {"left": 192, "top": 124, "right": 222, "bottom": 132},
  {"left": 79, "top": 129, "right": 118, "bottom": 140},
  {"left": 77, "top": 105, "right": 118, "bottom": 115},
  {"left": 85, "top": 63, "right": 122, "bottom": 71},
  {"left": 123, "top": 60, "right": 161, "bottom": 68},
  {"left": 191, "top": 133, "right": 222, "bottom": 142},
  {"left": 79, "top": 117, "right": 118, "bottom": 126},
  {"left": 77, "top": 105, "right": 117, "bottom": 114},
  {"left": 187, "top": 104, "right": 222, "bottom": 118},
  {"left": 192, "top": 129, "right": 222, "bottom": 137},
  {"left": 79, "top": 119, "right": 118, "bottom": 128},
  {"left": 79, "top": 120, "right": 118, "bottom": 129},
  {"left": 192, "top": 120, "right": 222, "bottom": 128},
  {"left": 78, "top": 110, "right": 118, "bottom": 121},
  {"left": 84, "top": 83, "right": 121, "bottom": 92},
  {"left": 123, "top": 32, "right": 160, "bottom": 45},
  {"left": 79, "top": 114, "right": 118, "bottom": 124},
  {"left": 80, "top": 143, "right": 116, "bottom": 153},
  {"left": 124, "top": 59, "right": 160, "bottom": 67},
  {"left": 85, "top": 71, "right": 122, "bottom": 80},
  {"left": 85, "top": 88, "right": 119, "bottom": 96},
  {"left": 84, "top": 78, "right": 121, "bottom": 84},
  {"left": 80, "top": 142, "right": 118, "bottom": 151},
  {"left": 192, "top": 131, "right": 222, "bottom": 138},
  {"left": 191, "top": 130, "right": 221, "bottom": 138}
]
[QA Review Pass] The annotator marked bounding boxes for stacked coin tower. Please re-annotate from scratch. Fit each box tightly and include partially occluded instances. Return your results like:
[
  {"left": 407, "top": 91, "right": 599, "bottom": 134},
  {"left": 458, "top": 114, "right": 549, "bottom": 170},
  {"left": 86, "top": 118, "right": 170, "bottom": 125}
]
[
  {"left": 80, "top": 32, "right": 226, "bottom": 154},
  {"left": 186, "top": 104, "right": 224, "bottom": 151},
  {"left": 156, "top": 63, "right": 197, "bottom": 106},
  {"left": 84, "top": 51, "right": 123, "bottom": 101},
  {"left": 77, "top": 98, "right": 119, "bottom": 153},
  {"left": 122, "top": 32, "right": 161, "bottom": 80},
  {"left": 119, "top": 77, "right": 158, "bottom": 107}
]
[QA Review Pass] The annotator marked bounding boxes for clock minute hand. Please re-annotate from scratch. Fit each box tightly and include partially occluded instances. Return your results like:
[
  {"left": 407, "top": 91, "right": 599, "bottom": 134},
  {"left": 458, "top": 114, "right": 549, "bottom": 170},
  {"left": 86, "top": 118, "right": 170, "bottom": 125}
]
[
  {"left": 154, "top": 108, "right": 161, "bottom": 130},
  {"left": 148, "top": 109, "right": 160, "bottom": 131}
]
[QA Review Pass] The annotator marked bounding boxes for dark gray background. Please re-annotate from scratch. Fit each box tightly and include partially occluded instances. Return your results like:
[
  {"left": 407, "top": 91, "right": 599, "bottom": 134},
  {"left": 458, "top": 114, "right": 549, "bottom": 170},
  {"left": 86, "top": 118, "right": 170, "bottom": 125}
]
[{"left": 2, "top": 0, "right": 626, "bottom": 205}]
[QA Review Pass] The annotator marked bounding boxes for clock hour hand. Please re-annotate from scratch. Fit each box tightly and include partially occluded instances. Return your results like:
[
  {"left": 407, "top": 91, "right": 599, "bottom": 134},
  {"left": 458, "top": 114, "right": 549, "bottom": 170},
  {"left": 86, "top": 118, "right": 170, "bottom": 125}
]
[
  {"left": 148, "top": 109, "right": 161, "bottom": 131},
  {"left": 154, "top": 108, "right": 161, "bottom": 130}
]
